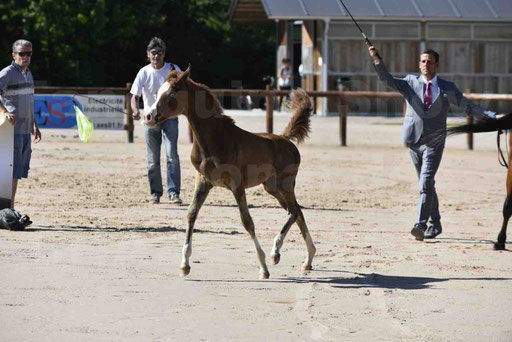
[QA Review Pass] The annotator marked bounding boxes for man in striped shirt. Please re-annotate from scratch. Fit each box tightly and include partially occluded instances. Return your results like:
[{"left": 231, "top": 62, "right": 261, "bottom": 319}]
[{"left": 0, "top": 39, "right": 41, "bottom": 208}]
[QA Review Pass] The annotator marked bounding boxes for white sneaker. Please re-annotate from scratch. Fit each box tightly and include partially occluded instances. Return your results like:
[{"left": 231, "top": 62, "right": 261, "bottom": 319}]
[
  {"left": 169, "top": 192, "right": 182, "bottom": 205},
  {"left": 150, "top": 193, "right": 160, "bottom": 204}
]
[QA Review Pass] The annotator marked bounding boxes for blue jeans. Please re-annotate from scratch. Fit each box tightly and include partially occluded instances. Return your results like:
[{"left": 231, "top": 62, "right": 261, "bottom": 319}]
[
  {"left": 13, "top": 134, "right": 32, "bottom": 179},
  {"left": 408, "top": 140, "right": 445, "bottom": 227},
  {"left": 144, "top": 118, "right": 180, "bottom": 197}
]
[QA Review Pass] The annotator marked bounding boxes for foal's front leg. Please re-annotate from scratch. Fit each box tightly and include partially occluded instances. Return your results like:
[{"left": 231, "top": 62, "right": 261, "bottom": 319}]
[
  {"left": 181, "top": 174, "right": 212, "bottom": 276},
  {"left": 233, "top": 188, "right": 270, "bottom": 279}
]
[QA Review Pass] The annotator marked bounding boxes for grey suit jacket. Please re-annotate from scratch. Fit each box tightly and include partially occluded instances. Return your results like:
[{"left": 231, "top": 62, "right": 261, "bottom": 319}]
[{"left": 375, "top": 62, "right": 496, "bottom": 144}]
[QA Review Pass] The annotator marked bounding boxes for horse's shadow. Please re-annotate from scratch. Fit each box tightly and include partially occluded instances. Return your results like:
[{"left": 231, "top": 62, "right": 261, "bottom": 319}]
[
  {"left": 24, "top": 225, "right": 243, "bottom": 235},
  {"left": 299, "top": 271, "right": 512, "bottom": 290},
  {"left": 425, "top": 238, "right": 511, "bottom": 251},
  {"left": 201, "top": 203, "right": 350, "bottom": 212},
  {"left": 187, "top": 270, "right": 512, "bottom": 290}
]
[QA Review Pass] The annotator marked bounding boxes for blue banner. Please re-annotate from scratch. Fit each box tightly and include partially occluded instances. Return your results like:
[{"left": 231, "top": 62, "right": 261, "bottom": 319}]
[{"left": 34, "top": 95, "right": 83, "bottom": 129}]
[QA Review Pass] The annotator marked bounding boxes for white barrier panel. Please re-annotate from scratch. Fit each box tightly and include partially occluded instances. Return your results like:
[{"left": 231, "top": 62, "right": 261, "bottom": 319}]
[{"left": 0, "top": 114, "right": 13, "bottom": 209}]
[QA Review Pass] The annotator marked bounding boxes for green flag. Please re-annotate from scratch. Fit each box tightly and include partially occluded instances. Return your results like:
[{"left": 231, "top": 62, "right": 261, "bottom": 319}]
[{"left": 74, "top": 104, "right": 93, "bottom": 143}]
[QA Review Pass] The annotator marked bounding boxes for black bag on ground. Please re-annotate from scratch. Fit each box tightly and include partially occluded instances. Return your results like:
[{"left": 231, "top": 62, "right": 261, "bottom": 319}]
[{"left": 0, "top": 208, "right": 32, "bottom": 231}]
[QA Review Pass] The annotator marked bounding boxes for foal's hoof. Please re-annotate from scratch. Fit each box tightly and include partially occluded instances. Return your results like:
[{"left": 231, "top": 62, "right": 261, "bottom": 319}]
[
  {"left": 302, "top": 264, "right": 313, "bottom": 272},
  {"left": 260, "top": 271, "right": 270, "bottom": 279},
  {"left": 180, "top": 266, "right": 191, "bottom": 277},
  {"left": 270, "top": 253, "right": 281, "bottom": 265},
  {"left": 494, "top": 242, "right": 506, "bottom": 250}
]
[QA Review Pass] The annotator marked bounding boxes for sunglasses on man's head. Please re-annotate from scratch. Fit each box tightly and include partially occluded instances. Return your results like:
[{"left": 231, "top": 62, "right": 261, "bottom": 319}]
[
  {"left": 149, "top": 50, "right": 164, "bottom": 56},
  {"left": 16, "top": 51, "right": 32, "bottom": 57}
]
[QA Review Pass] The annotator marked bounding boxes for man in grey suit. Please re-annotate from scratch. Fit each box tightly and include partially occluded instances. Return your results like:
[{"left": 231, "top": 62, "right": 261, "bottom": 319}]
[{"left": 368, "top": 45, "right": 500, "bottom": 241}]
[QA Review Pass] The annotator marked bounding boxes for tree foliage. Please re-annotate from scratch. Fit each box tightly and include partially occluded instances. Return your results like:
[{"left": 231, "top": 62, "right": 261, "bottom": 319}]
[{"left": 0, "top": 0, "right": 275, "bottom": 88}]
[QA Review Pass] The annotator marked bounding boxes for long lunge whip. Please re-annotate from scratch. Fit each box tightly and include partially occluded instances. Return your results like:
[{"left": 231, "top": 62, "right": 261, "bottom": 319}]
[{"left": 337, "top": 0, "right": 382, "bottom": 60}]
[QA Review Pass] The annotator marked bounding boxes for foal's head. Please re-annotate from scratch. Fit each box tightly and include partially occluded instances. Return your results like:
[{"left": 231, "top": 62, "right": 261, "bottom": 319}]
[{"left": 145, "top": 65, "right": 191, "bottom": 127}]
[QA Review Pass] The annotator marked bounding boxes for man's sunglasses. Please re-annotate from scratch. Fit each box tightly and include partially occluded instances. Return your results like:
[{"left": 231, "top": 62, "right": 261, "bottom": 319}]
[
  {"left": 16, "top": 51, "right": 32, "bottom": 57},
  {"left": 149, "top": 50, "right": 164, "bottom": 56}
]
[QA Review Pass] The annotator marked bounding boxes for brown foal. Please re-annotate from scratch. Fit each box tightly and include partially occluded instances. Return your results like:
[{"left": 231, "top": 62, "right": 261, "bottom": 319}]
[{"left": 145, "top": 66, "right": 316, "bottom": 278}]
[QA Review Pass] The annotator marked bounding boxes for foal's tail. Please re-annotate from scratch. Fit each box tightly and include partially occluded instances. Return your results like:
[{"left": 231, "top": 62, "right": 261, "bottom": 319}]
[{"left": 282, "top": 88, "right": 313, "bottom": 144}]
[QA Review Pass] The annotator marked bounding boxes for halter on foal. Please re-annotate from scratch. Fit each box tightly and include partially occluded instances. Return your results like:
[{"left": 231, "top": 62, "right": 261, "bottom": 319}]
[
  {"left": 145, "top": 66, "right": 316, "bottom": 278},
  {"left": 434, "top": 114, "right": 512, "bottom": 250}
]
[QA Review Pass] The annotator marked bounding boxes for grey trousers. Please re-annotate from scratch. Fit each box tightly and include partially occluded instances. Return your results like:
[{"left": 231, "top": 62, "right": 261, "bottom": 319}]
[{"left": 408, "top": 140, "right": 445, "bottom": 227}]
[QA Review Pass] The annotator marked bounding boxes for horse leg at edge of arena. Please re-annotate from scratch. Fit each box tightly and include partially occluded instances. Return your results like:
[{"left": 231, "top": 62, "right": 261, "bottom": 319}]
[
  {"left": 496, "top": 159, "right": 512, "bottom": 250},
  {"left": 496, "top": 193, "right": 511, "bottom": 250},
  {"left": 496, "top": 134, "right": 512, "bottom": 250}
]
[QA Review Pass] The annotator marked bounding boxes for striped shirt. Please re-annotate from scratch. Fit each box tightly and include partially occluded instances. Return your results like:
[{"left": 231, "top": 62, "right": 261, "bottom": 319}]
[{"left": 0, "top": 61, "right": 34, "bottom": 134}]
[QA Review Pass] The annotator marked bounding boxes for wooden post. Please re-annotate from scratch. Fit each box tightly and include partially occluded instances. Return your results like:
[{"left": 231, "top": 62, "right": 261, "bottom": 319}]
[
  {"left": 339, "top": 86, "right": 347, "bottom": 146},
  {"left": 124, "top": 83, "right": 134, "bottom": 143},
  {"left": 188, "top": 124, "right": 193, "bottom": 143},
  {"left": 466, "top": 88, "right": 473, "bottom": 150},
  {"left": 266, "top": 84, "right": 273, "bottom": 134},
  {"left": 403, "top": 101, "right": 408, "bottom": 148},
  {"left": 509, "top": 130, "right": 512, "bottom": 161}
]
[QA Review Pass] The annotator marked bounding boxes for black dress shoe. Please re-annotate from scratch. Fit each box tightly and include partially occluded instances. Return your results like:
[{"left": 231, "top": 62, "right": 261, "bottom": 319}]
[
  {"left": 424, "top": 225, "right": 442, "bottom": 239},
  {"left": 410, "top": 224, "right": 426, "bottom": 241}
]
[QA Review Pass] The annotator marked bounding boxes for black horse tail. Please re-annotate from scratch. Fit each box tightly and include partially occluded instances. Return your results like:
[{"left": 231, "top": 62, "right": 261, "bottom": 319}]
[
  {"left": 446, "top": 112, "right": 512, "bottom": 135},
  {"left": 428, "top": 112, "right": 512, "bottom": 146}
]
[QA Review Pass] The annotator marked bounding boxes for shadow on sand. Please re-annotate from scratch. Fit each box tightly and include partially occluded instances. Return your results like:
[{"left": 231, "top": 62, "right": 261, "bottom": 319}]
[
  {"left": 199, "top": 203, "right": 350, "bottom": 212},
  {"left": 425, "top": 238, "right": 510, "bottom": 250},
  {"left": 23, "top": 225, "right": 243, "bottom": 235},
  {"left": 187, "top": 269, "right": 512, "bottom": 290}
]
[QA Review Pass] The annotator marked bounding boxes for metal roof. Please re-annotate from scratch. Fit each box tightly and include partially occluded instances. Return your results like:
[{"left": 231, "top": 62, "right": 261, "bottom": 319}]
[{"left": 258, "top": 0, "right": 512, "bottom": 21}]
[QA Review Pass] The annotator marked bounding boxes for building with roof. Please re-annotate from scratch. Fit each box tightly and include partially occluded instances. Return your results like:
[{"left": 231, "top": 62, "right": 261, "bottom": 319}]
[{"left": 229, "top": 0, "right": 512, "bottom": 115}]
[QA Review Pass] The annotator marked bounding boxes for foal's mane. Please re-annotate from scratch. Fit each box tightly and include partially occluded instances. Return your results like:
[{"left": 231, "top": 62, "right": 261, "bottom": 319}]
[{"left": 165, "top": 70, "right": 235, "bottom": 124}]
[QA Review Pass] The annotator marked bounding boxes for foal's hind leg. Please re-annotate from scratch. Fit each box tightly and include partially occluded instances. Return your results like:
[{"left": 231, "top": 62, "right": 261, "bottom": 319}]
[
  {"left": 276, "top": 189, "right": 316, "bottom": 271},
  {"left": 295, "top": 203, "right": 316, "bottom": 270},
  {"left": 180, "top": 174, "right": 212, "bottom": 276},
  {"left": 263, "top": 180, "right": 292, "bottom": 265},
  {"left": 233, "top": 188, "right": 270, "bottom": 279},
  {"left": 270, "top": 207, "right": 296, "bottom": 266}
]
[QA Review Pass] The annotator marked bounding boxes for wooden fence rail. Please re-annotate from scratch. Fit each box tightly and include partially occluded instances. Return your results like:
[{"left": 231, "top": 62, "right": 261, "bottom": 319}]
[{"left": 35, "top": 86, "right": 512, "bottom": 148}]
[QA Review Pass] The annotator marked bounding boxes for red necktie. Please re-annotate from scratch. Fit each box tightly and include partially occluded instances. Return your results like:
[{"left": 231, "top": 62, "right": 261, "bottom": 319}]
[{"left": 424, "top": 81, "right": 432, "bottom": 109}]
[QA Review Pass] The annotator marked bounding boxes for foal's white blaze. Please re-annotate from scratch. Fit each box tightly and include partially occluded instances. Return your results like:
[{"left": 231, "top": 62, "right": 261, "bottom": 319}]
[
  {"left": 145, "top": 81, "right": 171, "bottom": 125},
  {"left": 150, "top": 81, "right": 171, "bottom": 113},
  {"left": 157, "top": 80, "right": 171, "bottom": 99}
]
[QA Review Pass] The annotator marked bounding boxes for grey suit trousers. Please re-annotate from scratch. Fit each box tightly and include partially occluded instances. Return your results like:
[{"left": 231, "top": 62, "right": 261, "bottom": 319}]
[{"left": 408, "top": 139, "right": 444, "bottom": 227}]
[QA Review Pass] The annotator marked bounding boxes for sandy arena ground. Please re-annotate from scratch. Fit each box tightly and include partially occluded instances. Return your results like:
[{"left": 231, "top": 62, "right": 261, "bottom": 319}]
[{"left": 1, "top": 111, "right": 511, "bottom": 341}]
